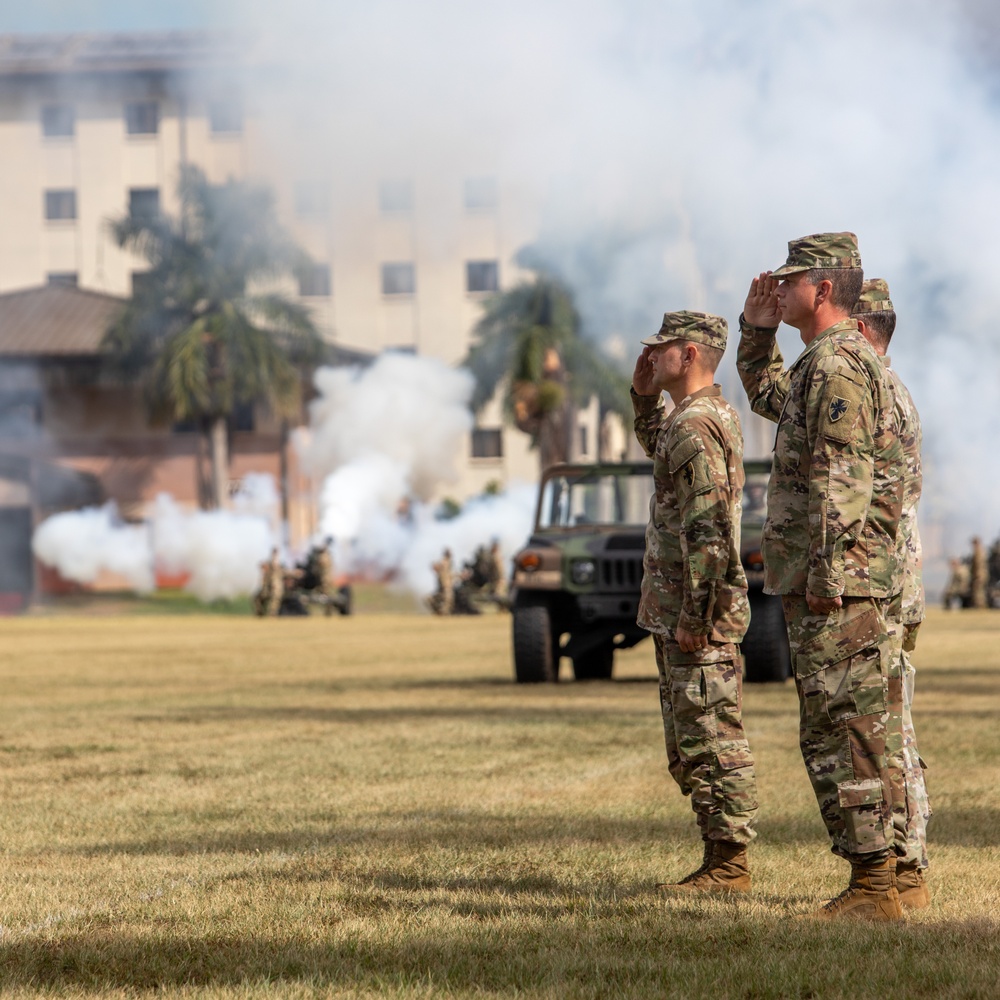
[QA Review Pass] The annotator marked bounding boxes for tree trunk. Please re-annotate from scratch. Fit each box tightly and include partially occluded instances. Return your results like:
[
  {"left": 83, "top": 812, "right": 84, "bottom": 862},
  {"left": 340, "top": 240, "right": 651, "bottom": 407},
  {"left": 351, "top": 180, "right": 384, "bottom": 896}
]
[
  {"left": 208, "top": 415, "right": 229, "bottom": 510},
  {"left": 537, "top": 400, "right": 573, "bottom": 472}
]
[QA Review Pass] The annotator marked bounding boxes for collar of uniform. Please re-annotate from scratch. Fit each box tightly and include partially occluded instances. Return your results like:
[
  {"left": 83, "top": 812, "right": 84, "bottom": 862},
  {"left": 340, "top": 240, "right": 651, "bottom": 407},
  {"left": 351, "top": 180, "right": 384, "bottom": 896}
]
[
  {"left": 668, "top": 383, "right": 721, "bottom": 418},
  {"left": 790, "top": 317, "right": 861, "bottom": 370}
]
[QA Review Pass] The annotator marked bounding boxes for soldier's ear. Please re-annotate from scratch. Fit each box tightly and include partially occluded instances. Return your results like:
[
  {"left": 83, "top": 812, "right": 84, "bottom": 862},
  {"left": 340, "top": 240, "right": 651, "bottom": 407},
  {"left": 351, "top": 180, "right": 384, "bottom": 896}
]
[{"left": 813, "top": 278, "right": 833, "bottom": 306}]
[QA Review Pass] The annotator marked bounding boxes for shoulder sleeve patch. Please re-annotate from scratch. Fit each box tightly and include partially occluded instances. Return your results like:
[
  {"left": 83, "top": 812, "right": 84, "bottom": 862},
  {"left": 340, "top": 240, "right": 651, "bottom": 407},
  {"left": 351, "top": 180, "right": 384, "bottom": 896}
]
[
  {"left": 818, "top": 373, "right": 866, "bottom": 443},
  {"left": 667, "top": 424, "right": 713, "bottom": 497}
]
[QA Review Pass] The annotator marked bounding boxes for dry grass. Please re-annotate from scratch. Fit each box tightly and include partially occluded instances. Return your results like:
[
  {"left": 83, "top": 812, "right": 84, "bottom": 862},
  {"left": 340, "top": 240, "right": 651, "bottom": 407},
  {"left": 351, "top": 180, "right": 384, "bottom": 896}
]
[{"left": 0, "top": 605, "right": 997, "bottom": 998}]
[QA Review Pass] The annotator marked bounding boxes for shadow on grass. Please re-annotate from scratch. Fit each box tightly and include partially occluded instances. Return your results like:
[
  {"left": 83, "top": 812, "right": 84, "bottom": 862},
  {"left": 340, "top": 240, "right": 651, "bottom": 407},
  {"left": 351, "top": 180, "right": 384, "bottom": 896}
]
[
  {"left": 1, "top": 918, "right": 998, "bottom": 995},
  {"left": 128, "top": 704, "right": 657, "bottom": 726},
  {"left": 69, "top": 806, "right": 837, "bottom": 859}
]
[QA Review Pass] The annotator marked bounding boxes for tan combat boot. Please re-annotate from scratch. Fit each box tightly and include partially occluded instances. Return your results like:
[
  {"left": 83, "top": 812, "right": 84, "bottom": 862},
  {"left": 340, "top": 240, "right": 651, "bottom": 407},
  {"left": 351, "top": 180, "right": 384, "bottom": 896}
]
[
  {"left": 658, "top": 841, "right": 751, "bottom": 894},
  {"left": 811, "top": 856, "right": 903, "bottom": 922},
  {"left": 895, "top": 861, "right": 931, "bottom": 910}
]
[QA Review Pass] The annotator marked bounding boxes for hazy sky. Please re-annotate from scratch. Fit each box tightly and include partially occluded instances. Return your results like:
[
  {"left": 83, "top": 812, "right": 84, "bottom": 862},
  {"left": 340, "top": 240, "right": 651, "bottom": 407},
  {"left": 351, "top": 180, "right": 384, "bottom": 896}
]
[{"left": 0, "top": 0, "right": 218, "bottom": 32}]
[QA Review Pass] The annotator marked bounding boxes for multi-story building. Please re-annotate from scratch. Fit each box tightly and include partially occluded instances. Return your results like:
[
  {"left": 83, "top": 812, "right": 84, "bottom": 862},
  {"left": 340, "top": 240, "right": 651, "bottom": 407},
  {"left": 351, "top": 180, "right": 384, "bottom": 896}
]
[{"left": 0, "top": 31, "right": 630, "bottom": 602}]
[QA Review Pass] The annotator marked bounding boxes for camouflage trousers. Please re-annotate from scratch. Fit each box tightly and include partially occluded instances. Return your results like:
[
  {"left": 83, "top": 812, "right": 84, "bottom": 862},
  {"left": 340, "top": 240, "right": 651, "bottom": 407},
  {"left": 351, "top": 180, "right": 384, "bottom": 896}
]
[
  {"left": 899, "top": 621, "right": 932, "bottom": 868},
  {"left": 653, "top": 633, "right": 758, "bottom": 846},
  {"left": 782, "top": 596, "right": 894, "bottom": 862}
]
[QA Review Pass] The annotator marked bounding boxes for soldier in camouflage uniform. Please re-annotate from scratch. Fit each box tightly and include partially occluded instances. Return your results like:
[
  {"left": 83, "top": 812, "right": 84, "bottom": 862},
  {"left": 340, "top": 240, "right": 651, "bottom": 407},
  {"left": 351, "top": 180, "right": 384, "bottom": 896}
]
[
  {"left": 632, "top": 310, "right": 758, "bottom": 894},
  {"left": 852, "top": 278, "right": 931, "bottom": 909},
  {"left": 970, "top": 537, "right": 988, "bottom": 608},
  {"left": 738, "top": 233, "right": 905, "bottom": 922},
  {"left": 941, "top": 558, "right": 971, "bottom": 609},
  {"left": 254, "top": 547, "right": 284, "bottom": 617}
]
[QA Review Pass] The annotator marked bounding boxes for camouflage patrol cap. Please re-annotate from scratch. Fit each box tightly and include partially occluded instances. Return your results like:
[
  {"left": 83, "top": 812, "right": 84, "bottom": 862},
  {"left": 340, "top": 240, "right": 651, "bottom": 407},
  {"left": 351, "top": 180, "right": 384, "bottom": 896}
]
[
  {"left": 853, "top": 278, "right": 894, "bottom": 314},
  {"left": 640, "top": 310, "right": 728, "bottom": 351},
  {"left": 771, "top": 232, "right": 862, "bottom": 278}
]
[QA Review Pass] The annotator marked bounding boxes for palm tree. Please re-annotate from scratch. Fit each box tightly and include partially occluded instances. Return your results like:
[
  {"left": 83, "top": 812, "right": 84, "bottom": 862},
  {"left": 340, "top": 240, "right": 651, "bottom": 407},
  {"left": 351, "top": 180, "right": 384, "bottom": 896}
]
[
  {"left": 464, "top": 275, "right": 630, "bottom": 470},
  {"left": 104, "top": 166, "right": 322, "bottom": 509}
]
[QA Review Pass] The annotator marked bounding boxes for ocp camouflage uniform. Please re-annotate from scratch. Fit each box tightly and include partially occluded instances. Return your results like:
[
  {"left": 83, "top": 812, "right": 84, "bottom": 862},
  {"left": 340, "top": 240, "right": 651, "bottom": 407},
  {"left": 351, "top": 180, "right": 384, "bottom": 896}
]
[
  {"left": 737, "top": 244, "right": 904, "bottom": 863},
  {"left": 634, "top": 313, "right": 757, "bottom": 849},
  {"left": 255, "top": 550, "right": 284, "bottom": 617},
  {"left": 855, "top": 277, "right": 932, "bottom": 874},
  {"left": 883, "top": 361, "right": 931, "bottom": 870}
]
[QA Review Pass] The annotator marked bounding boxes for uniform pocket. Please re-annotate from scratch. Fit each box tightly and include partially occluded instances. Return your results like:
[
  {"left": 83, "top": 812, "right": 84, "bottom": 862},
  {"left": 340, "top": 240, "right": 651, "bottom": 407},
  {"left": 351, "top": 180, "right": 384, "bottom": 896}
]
[{"left": 837, "top": 778, "right": 888, "bottom": 854}]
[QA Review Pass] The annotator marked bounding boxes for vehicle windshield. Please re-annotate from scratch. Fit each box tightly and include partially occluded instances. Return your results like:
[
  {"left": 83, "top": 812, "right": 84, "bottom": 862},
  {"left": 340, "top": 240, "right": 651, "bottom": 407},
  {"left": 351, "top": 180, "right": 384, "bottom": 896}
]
[
  {"left": 537, "top": 469, "right": 654, "bottom": 529},
  {"left": 743, "top": 471, "right": 769, "bottom": 520}
]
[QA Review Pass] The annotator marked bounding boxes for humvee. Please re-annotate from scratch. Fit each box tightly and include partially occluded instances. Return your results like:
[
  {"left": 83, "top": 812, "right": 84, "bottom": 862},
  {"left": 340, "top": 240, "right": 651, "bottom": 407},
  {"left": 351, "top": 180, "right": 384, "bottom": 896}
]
[{"left": 509, "top": 459, "right": 790, "bottom": 683}]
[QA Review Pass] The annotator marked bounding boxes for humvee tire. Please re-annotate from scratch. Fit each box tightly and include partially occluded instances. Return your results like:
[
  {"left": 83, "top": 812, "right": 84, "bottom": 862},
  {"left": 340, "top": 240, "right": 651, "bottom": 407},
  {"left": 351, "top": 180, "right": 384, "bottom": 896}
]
[
  {"left": 572, "top": 641, "right": 614, "bottom": 681},
  {"left": 513, "top": 601, "right": 558, "bottom": 683},
  {"left": 743, "top": 589, "right": 791, "bottom": 683}
]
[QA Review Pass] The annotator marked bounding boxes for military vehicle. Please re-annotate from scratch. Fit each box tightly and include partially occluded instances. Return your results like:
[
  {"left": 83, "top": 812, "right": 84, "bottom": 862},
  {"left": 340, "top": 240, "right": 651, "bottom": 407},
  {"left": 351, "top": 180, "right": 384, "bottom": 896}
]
[
  {"left": 509, "top": 459, "right": 790, "bottom": 683},
  {"left": 278, "top": 551, "right": 353, "bottom": 617}
]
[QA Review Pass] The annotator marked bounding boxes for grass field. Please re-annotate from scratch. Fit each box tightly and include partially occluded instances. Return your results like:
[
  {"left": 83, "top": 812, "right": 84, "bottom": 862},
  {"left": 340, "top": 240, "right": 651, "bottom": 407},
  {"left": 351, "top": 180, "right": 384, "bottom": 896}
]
[{"left": 0, "top": 603, "right": 997, "bottom": 998}]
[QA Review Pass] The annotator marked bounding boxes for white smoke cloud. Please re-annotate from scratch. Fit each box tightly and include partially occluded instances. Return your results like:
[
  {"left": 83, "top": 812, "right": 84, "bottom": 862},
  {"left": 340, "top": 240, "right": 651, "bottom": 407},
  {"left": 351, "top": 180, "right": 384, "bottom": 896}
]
[
  {"left": 222, "top": 0, "right": 1000, "bottom": 585},
  {"left": 31, "top": 503, "right": 155, "bottom": 592},
  {"left": 32, "top": 480, "right": 279, "bottom": 601},
  {"left": 296, "top": 351, "right": 534, "bottom": 597},
  {"left": 151, "top": 494, "right": 274, "bottom": 601}
]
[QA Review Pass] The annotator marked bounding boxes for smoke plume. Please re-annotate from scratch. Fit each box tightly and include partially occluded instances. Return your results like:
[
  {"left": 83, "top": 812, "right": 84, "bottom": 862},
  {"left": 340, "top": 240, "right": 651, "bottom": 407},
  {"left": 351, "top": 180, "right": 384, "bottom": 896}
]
[
  {"left": 298, "top": 352, "right": 534, "bottom": 597},
  {"left": 225, "top": 0, "right": 1000, "bottom": 584}
]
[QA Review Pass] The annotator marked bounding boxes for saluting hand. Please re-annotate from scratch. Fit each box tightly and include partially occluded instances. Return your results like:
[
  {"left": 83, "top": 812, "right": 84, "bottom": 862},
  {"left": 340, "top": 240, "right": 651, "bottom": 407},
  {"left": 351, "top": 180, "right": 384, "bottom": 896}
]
[
  {"left": 632, "top": 347, "right": 659, "bottom": 397},
  {"left": 743, "top": 272, "right": 781, "bottom": 328}
]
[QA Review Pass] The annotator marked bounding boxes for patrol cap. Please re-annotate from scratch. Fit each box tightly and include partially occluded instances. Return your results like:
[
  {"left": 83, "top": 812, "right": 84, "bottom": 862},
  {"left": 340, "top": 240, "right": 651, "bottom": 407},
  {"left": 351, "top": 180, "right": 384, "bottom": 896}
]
[
  {"left": 640, "top": 310, "right": 728, "bottom": 351},
  {"left": 853, "top": 278, "right": 894, "bottom": 314},
  {"left": 771, "top": 231, "right": 862, "bottom": 278}
]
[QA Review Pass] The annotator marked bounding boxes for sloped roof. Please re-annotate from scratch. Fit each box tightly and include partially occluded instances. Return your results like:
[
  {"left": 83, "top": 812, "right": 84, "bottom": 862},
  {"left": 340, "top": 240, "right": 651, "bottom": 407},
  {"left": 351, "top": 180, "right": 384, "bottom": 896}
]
[
  {"left": 0, "top": 31, "right": 248, "bottom": 76},
  {"left": 0, "top": 284, "right": 125, "bottom": 357}
]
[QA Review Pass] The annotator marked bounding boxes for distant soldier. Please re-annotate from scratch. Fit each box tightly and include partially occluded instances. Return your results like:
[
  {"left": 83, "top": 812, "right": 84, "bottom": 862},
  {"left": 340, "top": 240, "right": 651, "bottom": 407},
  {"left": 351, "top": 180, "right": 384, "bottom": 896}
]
[
  {"left": 989, "top": 539, "right": 1000, "bottom": 605},
  {"left": 633, "top": 310, "right": 757, "bottom": 894},
  {"left": 489, "top": 540, "right": 509, "bottom": 604},
  {"left": 970, "top": 536, "right": 988, "bottom": 609},
  {"left": 254, "top": 547, "right": 284, "bottom": 617},
  {"left": 853, "top": 278, "right": 931, "bottom": 909},
  {"left": 427, "top": 548, "right": 454, "bottom": 615},
  {"left": 942, "top": 558, "right": 971, "bottom": 610},
  {"left": 315, "top": 537, "right": 338, "bottom": 601}
]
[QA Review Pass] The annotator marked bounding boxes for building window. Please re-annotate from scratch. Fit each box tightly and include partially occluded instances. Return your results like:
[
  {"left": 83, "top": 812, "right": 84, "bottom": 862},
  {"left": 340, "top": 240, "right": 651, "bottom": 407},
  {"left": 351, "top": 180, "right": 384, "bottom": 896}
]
[
  {"left": 129, "top": 187, "right": 160, "bottom": 218},
  {"left": 46, "top": 272, "right": 78, "bottom": 287},
  {"left": 471, "top": 428, "right": 503, "bottom": 459},
  {"left": 381, "top": 262, "right": 415, "bottom": 296},
  {"left": 125, "top": 101, "right": 158, "bottom": 135},
  {"left": 44, "top": 189, "right": 76, "bottom": 221},
  {"left": 293, "top": 180, "right": 330, "bottom": 219},
  {"left": 232, "top": 400, "right": 254, "bottom": 432},
  {"left": 298, "top": 263, "right": 332, "bottom": 297},
  {"left": 209, "top": 98, "right": 243, "bottom": 135},
  {"left": 466, "top": 260, "right": 499, "bottom": 294},
  {"left": 579, "top": 426, "right": 589, "bottom": 457},
  {"left": 41, "top": 104, "right": 74, "bottom": 138},
  {"left": 379, "top": 179, "right": 413, "bottom": 213},
  {"left": 0, "top": 389, "right": 43, "bottom": 431},
  {"left": 464, "top": 176, "right": 497, "bottom": 211},
  {"left": 131, "top": 271, "right": 153, "bottom": 298}
]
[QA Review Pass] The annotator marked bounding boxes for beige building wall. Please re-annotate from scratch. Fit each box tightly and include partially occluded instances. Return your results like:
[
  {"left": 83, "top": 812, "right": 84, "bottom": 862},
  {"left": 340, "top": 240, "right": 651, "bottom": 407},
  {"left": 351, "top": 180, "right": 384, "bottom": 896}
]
[{"left": 0, "top": 40, "right": 547, "bottom": 516}]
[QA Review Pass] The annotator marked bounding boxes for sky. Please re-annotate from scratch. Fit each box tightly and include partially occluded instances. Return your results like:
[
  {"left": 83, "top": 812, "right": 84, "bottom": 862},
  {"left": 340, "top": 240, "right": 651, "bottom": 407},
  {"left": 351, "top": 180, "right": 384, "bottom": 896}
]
[{"left": 5, "top": 0, "right": 1000, "bottom": 583}]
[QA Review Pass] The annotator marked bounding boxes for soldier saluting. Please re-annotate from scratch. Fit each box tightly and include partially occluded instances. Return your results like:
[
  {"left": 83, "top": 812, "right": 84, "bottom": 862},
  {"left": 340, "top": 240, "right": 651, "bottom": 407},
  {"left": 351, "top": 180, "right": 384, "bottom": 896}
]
[
  {"left": 632, "top": 311, "right": 758, "bottom": 894},
  {"left": 738, "top": 233, "right": 906, "bottom": 921}
]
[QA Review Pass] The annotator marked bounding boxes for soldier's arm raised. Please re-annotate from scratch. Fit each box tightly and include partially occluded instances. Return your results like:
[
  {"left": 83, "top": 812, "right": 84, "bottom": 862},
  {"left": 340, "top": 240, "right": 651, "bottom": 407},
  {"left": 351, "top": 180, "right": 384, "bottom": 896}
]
[
  {"left": 631, "top": 349, "right": 664, "bottom": 458},
  {"left": 737, "top": 273, "right": 789, "bottom": 423}
]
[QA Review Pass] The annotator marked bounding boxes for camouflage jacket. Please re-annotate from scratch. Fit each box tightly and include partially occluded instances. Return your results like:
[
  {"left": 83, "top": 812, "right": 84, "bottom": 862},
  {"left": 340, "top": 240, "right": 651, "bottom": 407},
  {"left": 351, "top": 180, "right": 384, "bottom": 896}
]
[
  {"left": 632, "top": 385, "right": 749, "bottom": 640},
  {"left": 884, "top": 360, "right": 924, "bottom": 624},
  {"left": 736, "top": 316, "right": 903, "bottom": 598}
]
